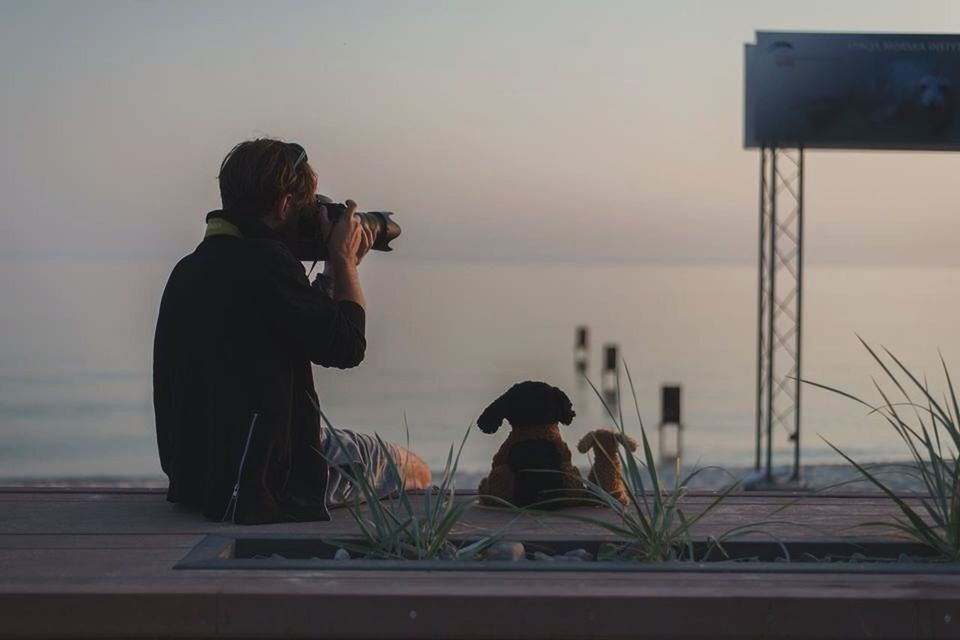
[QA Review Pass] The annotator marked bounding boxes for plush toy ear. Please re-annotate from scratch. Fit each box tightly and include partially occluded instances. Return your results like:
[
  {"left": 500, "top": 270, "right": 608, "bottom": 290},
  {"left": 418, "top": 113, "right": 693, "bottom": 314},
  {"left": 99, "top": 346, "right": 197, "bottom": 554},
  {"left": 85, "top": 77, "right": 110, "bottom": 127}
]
[
  {"left": 619, "top": 432, "right": 640, "bottom": 452},
  {"left": 477, "top": 390, "right": 510, "bottom": 434},
  {"left": 554, "top": 387, "right": 576, "bottom": 425},
  {"left": 576, "top": 431, "right": 595, "bottom": 454}
]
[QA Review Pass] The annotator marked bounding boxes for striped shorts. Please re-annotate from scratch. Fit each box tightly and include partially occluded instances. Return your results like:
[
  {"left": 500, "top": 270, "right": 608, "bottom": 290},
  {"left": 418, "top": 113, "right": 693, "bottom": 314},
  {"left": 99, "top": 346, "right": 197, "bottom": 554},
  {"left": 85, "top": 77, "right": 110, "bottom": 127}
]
[{"left": 318, "top": 425, "right": 403, "bottom": 506}]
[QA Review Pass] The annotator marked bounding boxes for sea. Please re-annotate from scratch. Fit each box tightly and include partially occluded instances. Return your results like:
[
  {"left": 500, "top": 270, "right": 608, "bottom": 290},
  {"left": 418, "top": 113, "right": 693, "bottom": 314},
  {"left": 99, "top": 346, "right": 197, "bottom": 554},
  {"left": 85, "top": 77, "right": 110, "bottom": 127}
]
[{"left": 2, "top": 257, "right": 958, "bottom": 482}]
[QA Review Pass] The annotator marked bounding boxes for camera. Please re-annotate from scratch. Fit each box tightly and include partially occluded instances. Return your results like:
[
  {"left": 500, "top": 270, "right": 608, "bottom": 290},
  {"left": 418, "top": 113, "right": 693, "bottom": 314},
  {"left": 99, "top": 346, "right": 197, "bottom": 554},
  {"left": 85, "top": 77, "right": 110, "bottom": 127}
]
[{"left": 289, "top": 194, "right": 401, "bottom": 262}]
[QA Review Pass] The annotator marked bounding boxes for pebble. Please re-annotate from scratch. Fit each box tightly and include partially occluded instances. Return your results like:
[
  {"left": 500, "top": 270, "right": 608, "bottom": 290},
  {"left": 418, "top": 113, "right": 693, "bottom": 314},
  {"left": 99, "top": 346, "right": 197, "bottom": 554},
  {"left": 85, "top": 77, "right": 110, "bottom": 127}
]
[
  {"left": 848, "top": 552, "right": 867, "bottom": 563},
  {"left": 438, "top": 545, "right": 457, "bottom": 561},
  {"left": 563, "top": 548, "right": 594, "bottom": 562},
  {"left": 485, "top": 542, "right": 525, "bottom": 562},
  {"left": 333, "top": 548, "right": 350, "bottom": 561},
  {"left": 553, "top": 555, "right": 584, "bottom": 562},
  {"left": 532, "top": 551, "right": 555, "bottom": 562}
]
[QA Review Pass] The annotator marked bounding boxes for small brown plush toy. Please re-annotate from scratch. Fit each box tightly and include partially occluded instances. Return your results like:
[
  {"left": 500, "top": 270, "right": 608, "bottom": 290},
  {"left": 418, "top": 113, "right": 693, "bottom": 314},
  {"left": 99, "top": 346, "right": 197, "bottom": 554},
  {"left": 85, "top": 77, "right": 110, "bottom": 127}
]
[
  {"left": 577, "top": 429, "right": 639, "bottom": 506},
  {"left": 477, "top": 381, "right": 585, "bottom": 508}
]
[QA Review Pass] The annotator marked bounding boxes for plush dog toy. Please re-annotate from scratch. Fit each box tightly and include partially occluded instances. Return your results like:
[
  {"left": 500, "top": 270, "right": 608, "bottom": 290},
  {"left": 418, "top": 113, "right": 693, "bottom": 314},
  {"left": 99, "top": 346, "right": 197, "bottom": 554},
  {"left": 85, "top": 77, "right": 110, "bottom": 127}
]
[
  {"left": 577, "top": 429, "right": 639, "bottom": 506},
  {"left": 477, "top": 381, "right": 585, "bottom": 508}
]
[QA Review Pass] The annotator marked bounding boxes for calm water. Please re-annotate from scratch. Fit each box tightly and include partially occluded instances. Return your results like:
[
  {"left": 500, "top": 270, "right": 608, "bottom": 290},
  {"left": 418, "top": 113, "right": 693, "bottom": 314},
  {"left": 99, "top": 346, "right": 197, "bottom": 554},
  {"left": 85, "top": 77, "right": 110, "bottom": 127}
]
[{"left": 2, "top": 257, "right": 958, "bottom": 480}]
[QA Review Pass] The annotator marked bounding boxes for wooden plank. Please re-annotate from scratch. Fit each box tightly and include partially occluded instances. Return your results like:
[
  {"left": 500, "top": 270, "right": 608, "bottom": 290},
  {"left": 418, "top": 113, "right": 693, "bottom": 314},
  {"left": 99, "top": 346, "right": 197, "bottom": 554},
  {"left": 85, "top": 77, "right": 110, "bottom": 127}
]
[
  {"left": 0, "top": 534, "right": 201, "bottom": 550},
  {"left": 0, "top": 548, "right": 189, "bottom": 579},
  {"left": 2, "top": 570, "right": 958, "bottom": 598},
  {"left": 0, "top": 499, "right": 368, "bottom": 536},
  {"left": 0, "top": 492, "right": 167, "bottom": 502},
  {"left": 0, "top": 488, "right": 917, "bottom": 502},
  {"left": 0, "top": 571, "right": 958, "bottom": 639},
  {"left": 0, "top": 490, "right": 922, "bottom": 542},
  {"left": 0, "top": 590, "right": 217, "bottom": 638},
  {"left": 215, "top": 590, "right": 929, "bottom": 639},
  {"left": 0, "top": 486, "right": 166, "bottom": 496}
]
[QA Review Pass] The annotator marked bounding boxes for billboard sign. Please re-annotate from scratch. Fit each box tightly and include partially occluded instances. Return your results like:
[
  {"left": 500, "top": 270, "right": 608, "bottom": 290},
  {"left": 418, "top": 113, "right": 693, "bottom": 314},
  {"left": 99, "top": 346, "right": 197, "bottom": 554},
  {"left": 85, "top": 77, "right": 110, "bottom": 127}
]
[{"left": 745, "top": 32, "right": 960, "bottom": 150}]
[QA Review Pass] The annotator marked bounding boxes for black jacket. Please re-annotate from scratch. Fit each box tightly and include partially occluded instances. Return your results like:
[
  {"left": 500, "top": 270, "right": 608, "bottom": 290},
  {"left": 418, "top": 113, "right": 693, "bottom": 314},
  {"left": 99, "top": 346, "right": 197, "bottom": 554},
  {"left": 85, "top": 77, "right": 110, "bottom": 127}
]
[{"left": 153, "top": 210, "right": 366, "bottom": 523}]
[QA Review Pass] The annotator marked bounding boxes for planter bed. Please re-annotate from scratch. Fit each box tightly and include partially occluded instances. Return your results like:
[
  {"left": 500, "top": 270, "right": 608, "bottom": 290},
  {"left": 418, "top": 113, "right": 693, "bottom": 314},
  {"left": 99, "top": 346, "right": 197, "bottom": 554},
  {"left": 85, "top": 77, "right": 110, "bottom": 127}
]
[{"left": 175, "top": 533, "right": 957, "bottom": 573}]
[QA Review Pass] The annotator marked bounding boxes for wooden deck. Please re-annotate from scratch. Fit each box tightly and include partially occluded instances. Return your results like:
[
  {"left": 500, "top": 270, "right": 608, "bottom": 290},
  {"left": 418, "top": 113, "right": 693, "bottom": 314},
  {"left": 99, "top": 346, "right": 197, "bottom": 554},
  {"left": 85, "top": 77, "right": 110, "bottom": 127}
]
[{"left": 1, "top": 488, "right": 959, "bottom": 639}]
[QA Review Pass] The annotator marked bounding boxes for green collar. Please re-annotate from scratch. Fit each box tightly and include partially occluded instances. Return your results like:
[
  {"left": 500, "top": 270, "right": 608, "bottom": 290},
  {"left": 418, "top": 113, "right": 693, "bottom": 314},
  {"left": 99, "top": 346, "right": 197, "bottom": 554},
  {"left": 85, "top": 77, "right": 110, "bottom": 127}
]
[{"left": 204, "top": 218, "right": 243, "bottom": 239}]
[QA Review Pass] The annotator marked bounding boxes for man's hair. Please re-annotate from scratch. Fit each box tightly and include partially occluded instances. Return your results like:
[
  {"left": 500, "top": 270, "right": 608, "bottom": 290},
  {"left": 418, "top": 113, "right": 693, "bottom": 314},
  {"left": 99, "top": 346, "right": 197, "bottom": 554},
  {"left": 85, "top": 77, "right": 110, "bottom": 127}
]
[{"left": 218, "top": 138, "right": 318, "bottom": 215}]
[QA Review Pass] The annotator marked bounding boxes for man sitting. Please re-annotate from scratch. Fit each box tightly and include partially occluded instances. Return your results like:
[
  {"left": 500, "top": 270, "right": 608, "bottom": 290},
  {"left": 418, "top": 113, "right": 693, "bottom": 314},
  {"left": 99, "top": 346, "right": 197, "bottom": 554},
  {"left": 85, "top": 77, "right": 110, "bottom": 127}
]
[{"left": 153, "top": 138, "right": 430, "bottom": 523}]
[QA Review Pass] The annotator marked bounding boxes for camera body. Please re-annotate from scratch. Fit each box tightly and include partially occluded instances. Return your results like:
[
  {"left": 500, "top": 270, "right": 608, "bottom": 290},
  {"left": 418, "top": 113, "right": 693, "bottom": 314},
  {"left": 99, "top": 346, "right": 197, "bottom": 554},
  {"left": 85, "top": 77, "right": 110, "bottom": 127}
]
[{"left": 289, "top": 195, "right": 401, "bottom": 262}]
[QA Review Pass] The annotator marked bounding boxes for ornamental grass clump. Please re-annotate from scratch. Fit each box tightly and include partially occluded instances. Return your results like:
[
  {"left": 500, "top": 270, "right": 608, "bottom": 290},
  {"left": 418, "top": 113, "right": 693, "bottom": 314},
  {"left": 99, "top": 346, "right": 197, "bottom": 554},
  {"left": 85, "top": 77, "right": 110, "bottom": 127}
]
[
  {"left": 567, "top": 363, "right": 742, "bottom": 562},
  {"left": 805, "top": 338, "right": 960, "bottom": 561},
  {"left": 311, "top": 402, "right": 495, "bottom": 561}
]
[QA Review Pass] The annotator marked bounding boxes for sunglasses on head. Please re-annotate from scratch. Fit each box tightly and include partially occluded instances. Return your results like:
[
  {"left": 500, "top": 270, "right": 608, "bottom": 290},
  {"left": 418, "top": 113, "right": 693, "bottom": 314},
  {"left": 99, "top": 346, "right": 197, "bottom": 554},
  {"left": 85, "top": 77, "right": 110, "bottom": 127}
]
[{"left": 288, "top": 143, "right": 307, "bottom": 169}]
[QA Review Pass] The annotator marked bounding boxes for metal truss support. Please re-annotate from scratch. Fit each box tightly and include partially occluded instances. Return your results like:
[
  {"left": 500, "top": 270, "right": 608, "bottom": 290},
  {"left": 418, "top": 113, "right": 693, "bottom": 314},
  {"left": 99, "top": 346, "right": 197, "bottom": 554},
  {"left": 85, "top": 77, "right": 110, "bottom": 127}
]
[{"left": 755, "top": 147, "right": 804, "bottom": 483}]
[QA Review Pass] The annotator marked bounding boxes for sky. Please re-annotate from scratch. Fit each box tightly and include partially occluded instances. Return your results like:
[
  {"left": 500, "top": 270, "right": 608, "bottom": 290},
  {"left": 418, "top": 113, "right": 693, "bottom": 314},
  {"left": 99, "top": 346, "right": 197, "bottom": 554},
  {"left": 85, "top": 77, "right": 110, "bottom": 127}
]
[{"left": 3, "top": 0, "right": 960, "bottom": 266}]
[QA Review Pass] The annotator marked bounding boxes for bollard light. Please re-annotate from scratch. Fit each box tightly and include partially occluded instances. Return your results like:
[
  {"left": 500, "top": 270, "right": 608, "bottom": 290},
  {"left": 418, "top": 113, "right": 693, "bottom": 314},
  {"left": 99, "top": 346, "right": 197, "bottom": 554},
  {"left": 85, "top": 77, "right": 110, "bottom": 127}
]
[
  {"left": 601, "top": 344, "right": 619, "bottom": 408},
  {"left": 659, "top": 385, "right": 683, "bottom": 469},
  {"left": 575, "top": 326, "right": 589, "bottom": 377}
]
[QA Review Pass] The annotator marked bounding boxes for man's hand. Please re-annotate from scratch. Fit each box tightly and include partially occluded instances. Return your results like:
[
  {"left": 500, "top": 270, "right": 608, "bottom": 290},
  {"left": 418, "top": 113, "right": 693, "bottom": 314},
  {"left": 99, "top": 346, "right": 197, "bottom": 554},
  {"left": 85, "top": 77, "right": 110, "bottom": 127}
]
[
  {"left": 326, "top": 200, "right": 361, "bottom": 269},
  {"left": 324, "top": 200, "right": 375, "bottom": 267},
  {"left": 322, "top": 200, "right": 367, "bottom": 309},
  {"left": 355, "top": 222, "right": 375, "bottom": 266}
]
